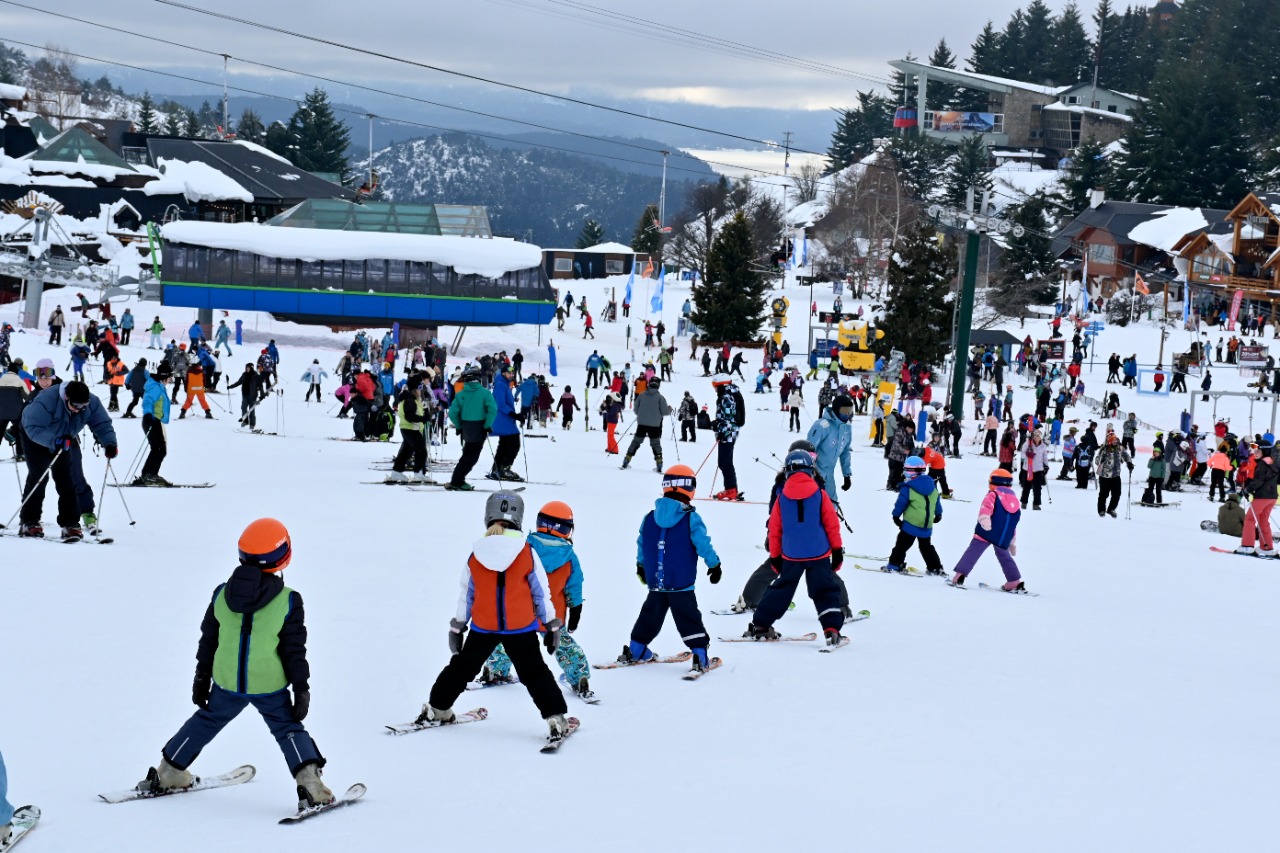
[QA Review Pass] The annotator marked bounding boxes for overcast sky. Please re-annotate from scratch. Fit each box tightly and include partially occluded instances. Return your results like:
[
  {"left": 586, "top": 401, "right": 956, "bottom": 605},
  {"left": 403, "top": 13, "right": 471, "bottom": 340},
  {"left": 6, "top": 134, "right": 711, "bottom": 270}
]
[{"left": 4, "top": 0, "right": 1095, "bottom": 111}]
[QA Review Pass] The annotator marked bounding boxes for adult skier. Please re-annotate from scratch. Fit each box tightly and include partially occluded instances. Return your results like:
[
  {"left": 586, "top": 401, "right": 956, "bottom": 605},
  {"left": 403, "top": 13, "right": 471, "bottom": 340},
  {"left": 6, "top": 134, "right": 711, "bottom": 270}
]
[
  {"left": 621, "top": 376, "right": 671, "bottom": 471},
  {"left": 805, "top": 393, "right": 853, "bottom": 508},
  {"left": 950, "top": 469, "right": 1028, "bottom": 592},
  {"left": 17, "top": 379, "right": 117, "bottom": 539},
  {"left": 618, "top": 464, "right": 722, "bottom": 673},
  {"left": 135, "top": 362, "right": 173, "bottom": 486},
  {"left": 301, "top": 359, "right": 328, "bottom": 402},
  {"left": 1236, "top": 440, "right": 1279, "bottom": 556},
  {"left": 710, "top": 373, "right": 744, "bottom": 500},
  {"left": 487, "top": 364, "right": 524, "bottom": 482},
  {"left": 446, "top": 368, "right": 497, "bottom": 492},
  {"left": 137, "top": 519, "right": 334, "bottom": 810},
  {"left": 1094, "top": 433, "right": 1134, "bottom": 518},
  {"left": 1020, "top": 429, "right": 1048, "bottom": 510},
  {"left": 414, "top": 492, "right": 572, "bottom": 745},
  {"left": 228, "top": 363, "right": 261, "bottom": 431},
  {"left": 884, "top": 455, "right": 945, "bottom": 576},
  {"left": 677, "top": 390, "right": 698, "bottom": 443},
  {"left": 744, "top": 450, "right": 846, "bottom": 647}
]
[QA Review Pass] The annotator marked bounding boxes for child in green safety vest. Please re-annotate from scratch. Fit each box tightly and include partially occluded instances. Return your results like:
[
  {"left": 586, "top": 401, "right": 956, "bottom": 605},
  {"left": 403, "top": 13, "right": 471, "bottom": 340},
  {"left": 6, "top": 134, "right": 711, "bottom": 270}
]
[
  {"left": 884, "top": 455, "right": 945, "bottom": 576},
  {"left": 136, "top": 518, "right": 335, "bottom": 811}
]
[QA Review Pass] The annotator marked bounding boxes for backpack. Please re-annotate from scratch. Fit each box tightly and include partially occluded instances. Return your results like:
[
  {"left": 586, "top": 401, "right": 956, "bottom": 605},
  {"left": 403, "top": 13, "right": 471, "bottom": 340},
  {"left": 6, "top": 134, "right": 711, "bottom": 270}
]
[
  {"left": 732, "top": 389, "right": 747, "bottom": 427},
  {"left": 1077, "top": 449, "right": 1092, "bottom": 469}
]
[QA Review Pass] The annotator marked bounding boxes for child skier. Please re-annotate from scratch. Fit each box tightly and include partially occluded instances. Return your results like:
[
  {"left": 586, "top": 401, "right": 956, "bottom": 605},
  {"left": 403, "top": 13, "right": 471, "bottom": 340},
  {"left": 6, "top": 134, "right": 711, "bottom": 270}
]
[
  {"left": 884, "top": 455, "right": 945, "bottom": 576},
  {"left": 745, "top": 450, "right": 846, "bottom": 647},
  {"left": 416, "top": 492, "right": 572, "bottom": 745},
  {"left": 138, "top": 519, "right": 335, "bottom": 810},
  {"left": 950, "top": 469, "right": 1028, "bottom": 592},
  {"left": 479, "top": 501, "right": 594, "bottom": 701},
  {"left": 619, "top": 464, "right": 722, "bottom": 673},
  {"left": 558, "top": 385, "right": 580, "bottom": 429}
]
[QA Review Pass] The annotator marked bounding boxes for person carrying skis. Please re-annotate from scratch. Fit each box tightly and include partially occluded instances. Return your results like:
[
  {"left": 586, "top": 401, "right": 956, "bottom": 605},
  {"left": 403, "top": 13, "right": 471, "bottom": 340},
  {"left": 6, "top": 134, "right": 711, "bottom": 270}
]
[
  {"left": 949, "top": 469, "right": 1028, "bottom": 592},
  {"left": 1094, "top": 433, "right": 1133, "bottom": 517},
  {"left": 446, "top": 367, "right": 497, "bottom": 492},
  {"left": 618, "top": 465, "right": 722, "bottom": 674},
  {"left": 806, "top": 393, "right": 852, "bottom": 508},
  {"left": 138, "top": 518, "right": 334, "bottom": 810},
  {"left": 17, "top": 379, "right": 117, "bottom": 539},
  {"left": 478, "top": 501, "right": 595, "bottom": 701},
  {"left": 884, "top": 455, "right": 945, "bottom": 575},
  {"left": 1236, "top": 440, "right": 1279, "bottom": 556},
  {"left": 711, "top": 373, "right": 744, "bottom": 500},
  {"left": 622, "top": 376, "right": 671, "bottom": 471},
  {"left": 301, "top": 359, "right": 328, "bottom": 402},
  {"left": 415, "top": 492, "right": 572, "bottom": 745},
  {"left": 744, "top": 450, "right": 846, "bottom": 647}
]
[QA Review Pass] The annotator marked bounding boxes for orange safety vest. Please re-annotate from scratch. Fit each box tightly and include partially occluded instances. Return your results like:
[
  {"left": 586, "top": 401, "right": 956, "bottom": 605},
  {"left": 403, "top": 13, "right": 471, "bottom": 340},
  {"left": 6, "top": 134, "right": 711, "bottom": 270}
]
[
  {"left": 186, "top": 367, "right": 205, "bottom": 393},
  {"left": 106, "top": 359, "right": 126, "bottom": 386},
  {"left": 467, "top": 545, "right": 540, "bottom": 632}
]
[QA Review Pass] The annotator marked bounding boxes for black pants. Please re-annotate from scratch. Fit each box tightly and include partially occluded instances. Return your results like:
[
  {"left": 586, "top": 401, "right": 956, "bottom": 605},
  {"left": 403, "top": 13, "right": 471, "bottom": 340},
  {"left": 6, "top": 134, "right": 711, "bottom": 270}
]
[
  {"left": 626, "top": 425, "right": 664, "bottom": 464},
  {"left": 141, "top": 415, "right": 167, "bottom": 477},
  {"left": 1209, "top": 468, "right": 1227, "bottom": 501},
  {"left": 984, "top": 430, "right": 997, "bottom": 455},
  {"left": 886, "top": 459, "right": 904, "bottom": 489},
  {"left": 50, "top": 327, "right": 63, "bottom": 345},
  {"left": 1122, "top": 436, "right": 1135, "bottom": 455},
  {"left": 20, "top": 440, "right": 79, "bottom": 527},
  {"left": 717, "top": 440, "right": 737, "bottom": 489},
  {"left": 930, "top": 467, "right": 951, "bottom": 495},
  {"left": 451, "top": 439, "right": 484, "bottom": 486},
  {"left": 393, "top": 429, "right": 427, "bottom": 474},
  {"left": 1020, "top": 470, "right": 1044, "bottom": 507},
  {"left": 170, "top": 374, "right": 185, "bottom": 402},
  {"left": 305, "top": 382, "right": 322, "bottom": 402},
  {"left": 1076, "top": 466, "right": 1091, "bottom": 488},
  {"left": 630, "top": 589, "right": 708, "bottom": 650},
  {"left": 1097, "top": 476, "right": 1122, "bottom": 514},
  {"left": 680, "top": 419, "right": 696, "bottom": 441},
  {"left": 120, "top": 328, "right": 132, "bottom": 346},
  {"left": 873, "top": 420, "right": 883, "bottom": 446},
  {"left": 742, "top": 559, "right": 850, "bottom": 609},
  {"left": 352, "top": 398, "right": 370, "bottom": 439},
  {"left": 429, "top": 629, "right": 565, "bottom": 719},
  {"left": 789, "top": 407, "right": 801, "bottom": 432},
  {"left": 1058, "top": 456, "right": 1075, "bottom": 479},
  {"left": 586, "top": 368, "right": 599, "bottom": 388},
  {"left": 108, "top": 386, "right": 120, "bottom": 409},
  {"left": 240, "top": 397, "right": 256, "bottom": 429},
  {"left": 887, "top": 529, "right": 943, "bottom": 573},
  {"left": 493, "top": 433, "right": 520, "bottom": 471},
  {"left": 0, "top": 419, "right": 22, "bottom": 458},
  {"left": 1147, "top": 477, "right": 1164, "bottom": 504},
  {"left": 661, "top": 364, "right": 671, "bottom": 381},
  {"left": 754, "top": 557, "right": 843, "bottom": 632}
]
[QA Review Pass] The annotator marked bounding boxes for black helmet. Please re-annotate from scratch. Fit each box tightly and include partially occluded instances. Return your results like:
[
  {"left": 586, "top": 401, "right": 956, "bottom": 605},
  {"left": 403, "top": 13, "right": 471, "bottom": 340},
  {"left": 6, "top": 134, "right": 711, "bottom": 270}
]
[
  {"left": 648, "top": 377, "right": 661, "bottom": 389},
  {"left": 460, "top": 367, "right": 481, "bottom": 383},
  {"left": 788, "top": 438, "right": 816, "bottom": 456}
]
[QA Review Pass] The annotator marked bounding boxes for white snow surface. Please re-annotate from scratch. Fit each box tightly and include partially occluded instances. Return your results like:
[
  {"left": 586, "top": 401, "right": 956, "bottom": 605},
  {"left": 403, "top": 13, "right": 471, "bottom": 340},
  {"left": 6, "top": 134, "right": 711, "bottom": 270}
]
[
  {"left": 1128, "top": 207, "right": 1210, "bottom": 253},
  {"left": 144, "top": 158, "right": 254, "bottom": 203},
  {"left": 578, "top": 241, "right": 634, "bottom": 253},
  {"left": 232, "top": 139, "right": 294, "bottom": 166},
  {"left": 159, "top": 221, "right": 543, "bottom": 278},
  {"left": 0, "top": 82, "right": 26, "bottom": 100},
  {"left": 0, "top": 277, "right": 1277, "bottom": 852}
]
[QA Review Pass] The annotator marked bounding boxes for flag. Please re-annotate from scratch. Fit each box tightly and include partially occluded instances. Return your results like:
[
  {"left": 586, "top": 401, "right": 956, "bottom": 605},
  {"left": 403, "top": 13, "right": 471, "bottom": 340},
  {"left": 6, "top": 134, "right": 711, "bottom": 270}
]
[
  {"left": 800, "top": 232, "right": 808, "bottom": 268},
  {"left": 624, "top": 266, "right": 634, "bottom": 305},
  {"left": 650, "top": 266, "right": 665, "bottom": 314},
  {"left": 1134, "top": 272, "right": 1150, "bottom": 296}
]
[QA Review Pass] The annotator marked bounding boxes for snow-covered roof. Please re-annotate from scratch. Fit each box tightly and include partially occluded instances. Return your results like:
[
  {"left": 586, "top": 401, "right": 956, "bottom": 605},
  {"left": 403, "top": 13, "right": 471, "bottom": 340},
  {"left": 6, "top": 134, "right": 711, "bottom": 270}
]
[
  {"left": 1041, "top": 101, "right": 1133, "bottom": 122},
  {"left": 581, "top": 242, "right": 635, "bottom": 254},
  {"left": 0, "top": 153, "right": 95, "bottom": 189},
  {"left": 0, "top": 83, "right": 26, "bottom": 101},
  {"left": 233, "top": 139, "right": 293, "bottom": 166},
  {"left": 786, "top": 198, "right": 828, "bottom": 227},
  {"left": 1127, "top": 208, "right": 1209, "bottom": 253},
  {"left": 160, "top": 221, "right": 544, "bottom": 279},
  {"left": 888, "top": 60, "right": 1068, "bottom": 97},
  {"left": 143, "top": 157, "right": 253, "bottom": 203}
]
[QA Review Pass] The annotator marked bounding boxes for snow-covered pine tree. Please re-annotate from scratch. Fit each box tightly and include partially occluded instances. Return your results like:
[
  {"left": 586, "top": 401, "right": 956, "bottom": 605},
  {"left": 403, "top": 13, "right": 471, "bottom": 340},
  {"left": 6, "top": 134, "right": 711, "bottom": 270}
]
[
  {"left": 264, "top": 121, "right": 290, "bottom": 158},
  {"left": 824, "top": 91, "right": 893, "bottom": 174},
  {"left": 287, "top": 88, "right": 351, "bottom": 175},
  {"left": 631, "top": 204, "right": 662, "bottom": 257},
  {"left": 925, "top": 39, "right": 959, "bottom": 111},
  {"left": 989, "top": 193, "right": 1058, "bottom": 320},
  {"left": 886, "top": 134, "right": 948, "bottom": 201},
  {"left": 236, "top": 109, "right": 266, "bottom": 144},
  {"left": 137, "top": 91, "right": 158, "bottom": 135},
  {"left": 163, "top": 108, "right": 183, "bottom": 137},
  {"left": 942, "top": 135, "right": 992, "bottom": 209},
  {"left": 690, "top": 211, "right": 767, "bottom": 342},
  {"left": 576, "top": 219, "right": 605, "bottom": 249},
  {"left": 183, "top": 109, "right": 201, "bottom": 138},
  {"left": 1059, "top": 137, "right": 1112, "bottom": 212},
  {"left": 877, "top": 221, "right": 956, "bottom": 367}
]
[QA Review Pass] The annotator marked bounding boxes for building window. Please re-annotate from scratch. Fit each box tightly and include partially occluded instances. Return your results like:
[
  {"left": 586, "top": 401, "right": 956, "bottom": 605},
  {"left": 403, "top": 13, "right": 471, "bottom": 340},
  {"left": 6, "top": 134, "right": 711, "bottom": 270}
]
[
  {"left": 235, "top": 250, "right": 256, "bottom": 286},
  {"left": 554, "top": 257, "right": 573, "bottom": 273},
  {"left": 1107, "top": 105, "right": 1117, "bottom": 113},
  {"left": 605, "top": 259, "right": 625, "bottom": 275},
  {"left": 255, "top": 254, "right": 277, "bottom": 288},
  {"left": 1088, "top": 243, "right": 1115, "bottom": 265},
  {"left": 1066, "top": 96, "right": 1080, "bottom": 104},
  {"left": 386, "top": 259, "right": 409, "bottom": 294},
  {"left": 299, "top": 261, "right": 323, "bottom": 291},
  {"left": 343, "top": 261, "right": 366, "bottom": 293}
]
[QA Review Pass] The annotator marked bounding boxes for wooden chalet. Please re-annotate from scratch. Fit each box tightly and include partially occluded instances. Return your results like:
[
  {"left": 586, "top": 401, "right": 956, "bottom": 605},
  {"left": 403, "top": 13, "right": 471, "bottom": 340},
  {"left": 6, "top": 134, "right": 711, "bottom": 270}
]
[{"left": 1177, "top": 191, "right": 1280, "bottom": 316}]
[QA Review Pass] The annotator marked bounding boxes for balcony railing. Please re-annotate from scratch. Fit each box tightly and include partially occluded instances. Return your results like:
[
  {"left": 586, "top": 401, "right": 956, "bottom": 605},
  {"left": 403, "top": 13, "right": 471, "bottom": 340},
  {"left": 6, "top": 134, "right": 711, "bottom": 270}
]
[{"left": 1187, "top": 270, "right": 1279, "bottom": 291}]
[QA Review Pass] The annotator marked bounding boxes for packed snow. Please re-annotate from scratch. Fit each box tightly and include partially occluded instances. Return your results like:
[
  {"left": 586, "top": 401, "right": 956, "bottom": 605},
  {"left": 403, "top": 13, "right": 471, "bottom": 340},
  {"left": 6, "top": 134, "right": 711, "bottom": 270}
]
[
  {"left": 0, "top": 271, "right": 1276, "bottom": 852},
  {"left": 144, "top": 158, "right": 255, "bottom": 204}
]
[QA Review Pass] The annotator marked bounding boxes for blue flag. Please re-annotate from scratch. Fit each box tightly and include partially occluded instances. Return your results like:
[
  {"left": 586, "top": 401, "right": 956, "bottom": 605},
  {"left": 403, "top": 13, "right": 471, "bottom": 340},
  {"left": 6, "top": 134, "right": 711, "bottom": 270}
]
[
  {"left": 650, "top": 267, "right": 664, "bottom": 314},
  {"left": 624, "top": 266, "right": 634, "bottom": 306}
]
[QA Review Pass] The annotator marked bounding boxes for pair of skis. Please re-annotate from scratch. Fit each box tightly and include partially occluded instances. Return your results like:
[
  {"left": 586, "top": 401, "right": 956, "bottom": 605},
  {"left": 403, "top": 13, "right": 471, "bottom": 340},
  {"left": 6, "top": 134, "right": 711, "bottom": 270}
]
[
  {"left": 385, "top": 708, "right": 581, "bottom": 753},
  {"left": 591, "top": 649, "right": 723, "bottom": 680},
  {"left": 97, "top": 765, "right": 364, "bottom": 824}
]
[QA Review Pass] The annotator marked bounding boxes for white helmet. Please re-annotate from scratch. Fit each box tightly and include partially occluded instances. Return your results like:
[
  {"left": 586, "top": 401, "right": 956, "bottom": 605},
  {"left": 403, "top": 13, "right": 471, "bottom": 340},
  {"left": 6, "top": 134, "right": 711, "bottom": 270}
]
[{"left": 711, "top": 373, "right": 732, "bottom": 386}]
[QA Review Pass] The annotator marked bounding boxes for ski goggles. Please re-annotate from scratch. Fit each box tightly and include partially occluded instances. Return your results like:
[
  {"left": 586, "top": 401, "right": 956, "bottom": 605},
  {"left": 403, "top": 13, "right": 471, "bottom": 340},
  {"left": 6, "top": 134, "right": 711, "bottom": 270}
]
[
  {"left": 536, "top": 515, "right": 574, "bottom": 539},
  {"left": 34, "top": 366, "right": 55, "bottom": 378}
]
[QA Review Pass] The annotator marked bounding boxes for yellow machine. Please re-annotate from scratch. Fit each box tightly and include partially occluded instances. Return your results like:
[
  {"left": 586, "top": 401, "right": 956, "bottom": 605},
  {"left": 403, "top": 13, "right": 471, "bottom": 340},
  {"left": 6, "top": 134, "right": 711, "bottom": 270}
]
[
  {"left": 869, "top": 382, "right": 899, "bottom": 440},
  {"left": 836, "top": 319, "right": 883, "bottom": 372},
  {"left": 770, "top": 296, "right": 790, "bottom": 346}
]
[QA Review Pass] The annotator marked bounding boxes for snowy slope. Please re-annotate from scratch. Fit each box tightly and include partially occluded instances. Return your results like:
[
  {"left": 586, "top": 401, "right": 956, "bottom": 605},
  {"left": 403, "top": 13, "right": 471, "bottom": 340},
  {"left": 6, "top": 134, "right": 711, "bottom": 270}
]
[{"left": 0, "top": 280, "right": 1276, "bottom": 852}]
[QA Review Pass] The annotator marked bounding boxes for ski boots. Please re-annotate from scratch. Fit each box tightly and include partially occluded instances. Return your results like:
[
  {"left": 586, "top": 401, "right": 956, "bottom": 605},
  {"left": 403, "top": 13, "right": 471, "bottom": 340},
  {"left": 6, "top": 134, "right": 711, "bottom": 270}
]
[
  {"left": 617, "top": 643, "right": 654, "bottom": 664},
  {"left": 620, "top": 455, "right": 632, "bottom": 469},
  {"left": 949, "top": 573, "right": 967, "bottom": 586},
  {"left": 81, "top": 513, "right": 99, "bottom": 535},
  {"left": 204, "top": 410, "right": 214, "bottom": 420},
  {"left": 414, "top": 704, "right": 455, "bottom": 725},
  {"left": 17, "top": 522, "right": 43, "bottom": 538},
  {"left": 386, "top": 471, "right": 410, "bottom": 483},
  {"left": 177, "top": 409, "right": 186, "bottom": 420},
  {"left": 1001, "top": 580, "right": 1029, "bottom": 593},
  {"left": 140, "top": 756, "right": 194, "bottom": 793},
  {"left": 882, "top": 564, "right": 908, "bottom": 574},
  {"left": 824, "top": 628, "right": 844, "bottom": 647},
  {"left": 690, "top": 647, "right": 710, "bottom": 672},
  {"left": 545, "top": 713, "right": 570, "bottom": 745},
  {"left": 443, "top": 482, "right": 475, "bottom": 491},
  {"left": 571, "top": 676, "right": 595, "bottom": 701},
  {"left": 60, "top": 525, "right": 84, "bottom": 541},
  {"left": 743, "top": 622, "right": 780, "bottom": 640},
  {"left": 925, "top": 567, "right": 946, "bottom": 577},
  {"left": 713, "top": 488, "right": 739, "bottom": 501},
  {"left": 499, "top": 467, "right": 525, "bottom": 482},
  {"left": 477, "top": 664, "right": 515, "bottom": 685},
  {"left": 729, "top": 595, "right": 750, "bottom": 614},
  {"left": 294, "top": 762, "right": 334, "bottom": 808}
]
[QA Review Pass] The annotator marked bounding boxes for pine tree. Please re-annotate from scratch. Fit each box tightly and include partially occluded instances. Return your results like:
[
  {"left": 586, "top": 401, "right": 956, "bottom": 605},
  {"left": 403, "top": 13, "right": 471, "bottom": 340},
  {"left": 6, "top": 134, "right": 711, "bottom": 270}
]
[
  {"left": 1092, "top": 0, "right": 1122, "bottom": 87},
  {"left": 1021, "top": 0, "right": 1056, "bottom": 82},
  {"left": 925, "top": 39, "right": 960, "bottom": 111},
  {"left": 631, "top": 204, "right": 662, "bottom": 256},
  {"left": 825, "top": 91, "right": 894, "bottom": 173},
  {"left": 959, "top": 22, "right": 1001, "bottom": 112},
  {"left": 997, "top": 11, "right": 1028, "bottom": 78},
  {"left": 137, "top": 91, "right": 158, "bottom": 135},
  {"left": 877, "top": 221, "right": 957, "bottom": 368},
  {"left": 887, "top": 133, "right": 948, "bottom": 201},
  {"left": 236, "top": 109, "right": 266, "bottom": 144},
  {"left": 0, "top": 42, "right": 27, "bottom": 86},
  {"left": 163, "top": 108, "right": 183, "bottom": 137},
  {"left": 576, "top": 218, "right": 605, "bottom": 249},
  {"left": 689, "top": 211, "right": 768, "bottom": 342},
  {"left": 1049, "top": 2, "right": 1094, "bottom": 85},
  {"left": 989, "top": 193, "right": 1059, "bottom": 320},
  {"left": 286, "top": 88, "right": 351, "bottom": 175},
  {"left": 196, "top": 100, "right": 218, "bottom": 136},
  {"left": 264, "top": 121, "right": 291, "bottom": 158},
  {"left": 1059, "top": 137, "right": 1112, "bottom": 212},
  {"left": 941, "top": 135, "right": 992, "bottom": 209},
  {"left": 889, "top": 52, "right": 918, "bottom": 107},
  {"left": 183, "top": 109, "right": 201, "bottom": 138}
]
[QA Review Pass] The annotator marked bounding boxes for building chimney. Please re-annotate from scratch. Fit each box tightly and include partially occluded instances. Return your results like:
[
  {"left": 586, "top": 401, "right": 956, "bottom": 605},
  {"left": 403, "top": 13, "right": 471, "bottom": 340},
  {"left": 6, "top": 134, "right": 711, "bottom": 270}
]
[{"left": 1089, "top": 189, "right": 1106, "bottom": 209}]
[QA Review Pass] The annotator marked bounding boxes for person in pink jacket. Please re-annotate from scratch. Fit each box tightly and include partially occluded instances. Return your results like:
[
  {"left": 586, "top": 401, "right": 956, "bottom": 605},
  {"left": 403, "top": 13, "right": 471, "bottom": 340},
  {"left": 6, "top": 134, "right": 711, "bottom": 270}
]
[{"left": 949, "top": 469, "right": 1029, "bottom": 593}]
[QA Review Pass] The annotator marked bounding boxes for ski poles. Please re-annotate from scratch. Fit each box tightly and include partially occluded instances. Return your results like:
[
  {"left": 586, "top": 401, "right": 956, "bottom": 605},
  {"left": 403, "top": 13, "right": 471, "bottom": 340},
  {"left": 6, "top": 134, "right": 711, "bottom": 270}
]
[
  {"left": 3, "top": 447, "right": 62, "bottom": 531},
  {"left": 668, "top": 415, "right": 681, "bottom": 462},
  {"left": 1125, "top": 470, "right": 1132, "bottom": 520},
  {"left": 106, "top": 460, "right": 136, "bottom": 526},
  {"left": 693, "top": 440, "right": 718, "bottom": 477}
]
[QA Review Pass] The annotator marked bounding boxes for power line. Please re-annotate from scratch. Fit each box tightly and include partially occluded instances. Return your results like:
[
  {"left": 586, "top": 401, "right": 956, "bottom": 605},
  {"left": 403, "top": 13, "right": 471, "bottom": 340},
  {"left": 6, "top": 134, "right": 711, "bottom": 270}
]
[{"left": 152, "top": 0, "right": 831, "bottom": 156}]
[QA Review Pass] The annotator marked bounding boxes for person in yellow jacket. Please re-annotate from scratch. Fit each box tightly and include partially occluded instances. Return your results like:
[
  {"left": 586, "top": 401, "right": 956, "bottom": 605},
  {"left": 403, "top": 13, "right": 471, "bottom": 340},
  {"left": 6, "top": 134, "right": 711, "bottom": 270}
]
[{"left": 137, "top": 519, "right": 334, "bottom": 809}]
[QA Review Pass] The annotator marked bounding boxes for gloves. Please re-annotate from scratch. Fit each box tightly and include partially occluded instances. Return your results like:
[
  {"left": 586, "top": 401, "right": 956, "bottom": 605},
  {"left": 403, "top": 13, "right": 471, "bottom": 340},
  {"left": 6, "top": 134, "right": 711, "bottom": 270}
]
[
  {"left": 448, "top": 618, "right": 467, "bottom": 655},
  {"left": 1127, "top": 464, "right": 1134, "bottom": 472},
  {"left": 568, "top": 603, "right": 582, "bottom": 633},
  {"left": 291, "top": 688, "right": 310, "bottom": 722},
  {"left": 842, "top": 475, "right": 852, "bottom": 492},
  {"left": 56, "top": 435, "right": 74, "bottom": 452},
  {"left": 1009, "top": 541, "right": 1017, "bottom": 557},
  {"left": 636, "top": 563, "right": 646, "bottom": 584},
  {"left": 769, "top": 555, "right": 783, "bottom": 573},
  {"left": 104, "top": 443, "right": 118, "bottom": 460},
  {"left": 543, "top": 619, "right": 563, "bottom": 654},
  {"left": 707, "top": 563, "right": 722, "bottom": 584},
  {"left": 191, "top": 671, "right": 211, "bottom": 710},
  {"left": 830, "top": 547, "right": 844, "bottom": 572},
  {"left": 893, "top": 517, "right": 903, "bottom": 528}
]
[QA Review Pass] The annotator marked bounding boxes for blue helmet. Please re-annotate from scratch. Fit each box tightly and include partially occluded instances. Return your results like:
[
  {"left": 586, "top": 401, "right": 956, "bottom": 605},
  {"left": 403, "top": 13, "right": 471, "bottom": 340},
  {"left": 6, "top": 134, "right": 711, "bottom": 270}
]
[
  {"left": 904, "top": 455, "right": 927, "bottom": 476},
  {"left": 783, "top": 449, "right": 815, "bottom": 475}
]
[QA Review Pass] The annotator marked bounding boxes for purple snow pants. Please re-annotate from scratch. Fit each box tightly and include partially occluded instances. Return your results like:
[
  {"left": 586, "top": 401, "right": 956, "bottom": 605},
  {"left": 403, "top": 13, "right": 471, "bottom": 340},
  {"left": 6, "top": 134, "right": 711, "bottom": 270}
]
[{"left": 952, "top": 537, "right": 1021, "bottom": 583}]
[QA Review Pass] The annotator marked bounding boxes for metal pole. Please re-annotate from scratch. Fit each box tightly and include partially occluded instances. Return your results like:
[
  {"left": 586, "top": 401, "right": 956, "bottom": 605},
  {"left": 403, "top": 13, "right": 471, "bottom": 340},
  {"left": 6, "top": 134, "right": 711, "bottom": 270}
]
[
  {"left": 367, "top": 114, "right": 376, "bottom": 189},
  {"left": 949, "top": 226, "right": 981, "bottom": 421}
]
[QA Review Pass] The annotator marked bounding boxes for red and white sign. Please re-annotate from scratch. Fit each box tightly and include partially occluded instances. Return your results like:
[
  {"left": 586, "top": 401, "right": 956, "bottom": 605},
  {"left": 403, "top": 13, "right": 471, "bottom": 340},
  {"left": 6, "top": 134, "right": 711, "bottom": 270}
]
[{"left": 1227, "top": 290, "right": 1244, "bottom": 331}]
